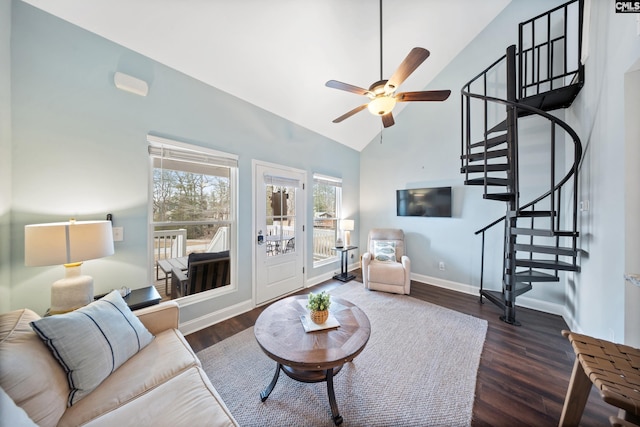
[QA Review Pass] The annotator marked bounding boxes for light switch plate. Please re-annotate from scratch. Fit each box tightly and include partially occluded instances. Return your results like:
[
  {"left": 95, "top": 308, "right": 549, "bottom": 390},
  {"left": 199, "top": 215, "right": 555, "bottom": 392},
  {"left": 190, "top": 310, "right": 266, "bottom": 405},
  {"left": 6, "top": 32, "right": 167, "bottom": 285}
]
[{"left": 113, "top": 226, "right": 124, "bottom": 242}]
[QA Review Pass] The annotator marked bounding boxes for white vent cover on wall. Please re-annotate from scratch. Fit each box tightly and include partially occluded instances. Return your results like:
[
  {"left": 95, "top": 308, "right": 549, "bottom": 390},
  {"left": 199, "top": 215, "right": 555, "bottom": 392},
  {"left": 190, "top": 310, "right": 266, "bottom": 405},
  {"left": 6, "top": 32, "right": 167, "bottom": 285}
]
[{"left": 113, "top": 72, "right": 149, "bottom": 97}]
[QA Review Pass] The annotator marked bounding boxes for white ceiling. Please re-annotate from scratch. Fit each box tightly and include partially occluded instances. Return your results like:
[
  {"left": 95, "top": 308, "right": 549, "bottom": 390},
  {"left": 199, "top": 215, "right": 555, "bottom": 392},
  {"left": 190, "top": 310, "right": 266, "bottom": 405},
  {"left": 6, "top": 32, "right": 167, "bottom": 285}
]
[{"left": 22, "top": 0, "right": 511, "bottom": 151}]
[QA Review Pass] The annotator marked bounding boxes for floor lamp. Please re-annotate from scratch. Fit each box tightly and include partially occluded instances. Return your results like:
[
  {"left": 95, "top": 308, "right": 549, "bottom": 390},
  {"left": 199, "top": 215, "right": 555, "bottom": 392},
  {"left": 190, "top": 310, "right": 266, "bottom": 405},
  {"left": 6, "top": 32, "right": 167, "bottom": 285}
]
[{"left": 25, "top": 220, "right": 114, "bottom": 314}]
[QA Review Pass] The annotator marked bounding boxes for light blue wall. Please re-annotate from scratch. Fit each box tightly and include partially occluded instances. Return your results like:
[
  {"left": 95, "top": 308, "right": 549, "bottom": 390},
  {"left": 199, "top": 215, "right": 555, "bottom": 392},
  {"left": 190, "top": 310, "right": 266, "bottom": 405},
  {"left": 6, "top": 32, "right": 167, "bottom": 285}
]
[
  {"left": 0, "top": 0, "right": 12, "bottom": 313},
  {"left": 565, "top": 0, "right": 640, "bottom": 342},
  {"left": 7, "top": 1, "right": 359, "bottom": 320}
]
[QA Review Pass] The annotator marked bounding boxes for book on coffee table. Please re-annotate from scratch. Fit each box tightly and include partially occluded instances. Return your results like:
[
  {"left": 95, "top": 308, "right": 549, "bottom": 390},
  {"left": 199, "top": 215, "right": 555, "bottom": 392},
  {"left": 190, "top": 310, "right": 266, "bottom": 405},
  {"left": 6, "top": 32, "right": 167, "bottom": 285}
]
[{"left": 300, "top": 313, "right": 340, "bottom": 332}]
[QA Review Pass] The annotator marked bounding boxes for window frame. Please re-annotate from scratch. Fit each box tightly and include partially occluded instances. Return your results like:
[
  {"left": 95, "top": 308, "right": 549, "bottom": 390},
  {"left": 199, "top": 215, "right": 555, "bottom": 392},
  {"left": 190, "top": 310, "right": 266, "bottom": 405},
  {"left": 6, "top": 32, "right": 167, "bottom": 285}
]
[
  {"left": 147, "top": 134, "right": 238, "bottom": 304},
  {"left": 312, "top": 173, "right": 342, "bottom": 268}
]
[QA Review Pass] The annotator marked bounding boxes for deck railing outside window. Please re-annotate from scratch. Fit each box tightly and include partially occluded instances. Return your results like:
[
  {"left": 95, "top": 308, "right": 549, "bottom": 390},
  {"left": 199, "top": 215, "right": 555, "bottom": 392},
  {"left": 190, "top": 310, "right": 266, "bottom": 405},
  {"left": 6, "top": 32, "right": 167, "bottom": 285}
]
[
  {"left": 153, "top": 229, "right": 187, "bottom": 262},
  {"left": 313, "top": 227, "right": 336, "bottom": 262}
]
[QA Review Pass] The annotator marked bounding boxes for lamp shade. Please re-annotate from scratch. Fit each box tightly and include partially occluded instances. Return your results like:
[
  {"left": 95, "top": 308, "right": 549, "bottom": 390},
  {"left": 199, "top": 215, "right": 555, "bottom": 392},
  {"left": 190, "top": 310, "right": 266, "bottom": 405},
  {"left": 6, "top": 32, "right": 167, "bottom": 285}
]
[
  {"left": 340, "top": 219, "right": 355, "bottom": 231},
  {"left": 25, "top": 220, "right": 114, "bottom": 267}
]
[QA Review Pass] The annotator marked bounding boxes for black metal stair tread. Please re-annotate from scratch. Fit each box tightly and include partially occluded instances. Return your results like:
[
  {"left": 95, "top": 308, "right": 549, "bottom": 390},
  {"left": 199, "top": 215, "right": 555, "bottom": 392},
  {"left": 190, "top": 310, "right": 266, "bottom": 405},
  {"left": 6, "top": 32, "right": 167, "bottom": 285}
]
[
  {"left": 480, "top": 290, "right": 506, "bottom": 309},
  {"left": 514, "top": 243, "right": 578, "bottom": 256},
  {"left": 513, "top": 270, "right": 559, "bottom": 282},
  {"left": 469, "top": 134, "right": 508, "bottom": 149},
  {"left": 465, "top": 177, "right": 510, "bottom": 186},
  {"left": 461, "top": 164, "right": 510, "bottom": 173},
  {"left": 519, "top": 83, "right": 584, "bottom": 114},
  {"left": 487, "top": 120, "right": 507, "bottom": 134},
  {"left": 483, "top": 193, "right": 514, "bottom": 201},
  {"left": 515, "top": 258, "right": 581, "bottom": 272},
  {"left": 511, "top": 227, "right": 553, "bottom": 236},
  {"left": 511, "top": 227, "right": 580, "bottom": 237},
  {"left": 509, "top": 210, "right": 556, "bottom": 218},
  {"left": 514, "top": 282, "right": 533, "bottom": 296},
  {"left": 461, "top": 148, "right": 508, "bottom": 161}
]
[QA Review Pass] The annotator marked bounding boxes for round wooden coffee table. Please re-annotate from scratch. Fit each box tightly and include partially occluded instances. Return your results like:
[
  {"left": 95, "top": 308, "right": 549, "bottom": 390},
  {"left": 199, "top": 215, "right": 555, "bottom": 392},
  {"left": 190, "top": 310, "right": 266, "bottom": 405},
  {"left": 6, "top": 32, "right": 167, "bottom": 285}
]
[{"left": 254, "top": 294, "right": 371, "bottom": 425}]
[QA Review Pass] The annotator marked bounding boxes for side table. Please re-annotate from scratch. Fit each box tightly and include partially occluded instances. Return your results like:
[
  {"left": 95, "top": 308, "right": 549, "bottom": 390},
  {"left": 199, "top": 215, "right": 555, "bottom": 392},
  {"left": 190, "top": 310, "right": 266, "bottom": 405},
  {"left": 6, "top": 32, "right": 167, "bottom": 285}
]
[
  {"left": 333, "top": 246, "right": 357, "bottom": 282},
  {"left": 95, "top": 286, "right": 161, "bottom": 311}
]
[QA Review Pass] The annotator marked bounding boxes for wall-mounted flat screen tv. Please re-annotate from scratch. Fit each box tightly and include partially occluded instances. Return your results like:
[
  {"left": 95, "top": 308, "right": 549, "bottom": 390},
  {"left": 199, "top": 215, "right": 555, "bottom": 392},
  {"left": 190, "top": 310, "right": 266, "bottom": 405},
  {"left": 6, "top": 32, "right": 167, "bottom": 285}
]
[{"left": 396, "top": 187, "right": 452, "bottom": 217}]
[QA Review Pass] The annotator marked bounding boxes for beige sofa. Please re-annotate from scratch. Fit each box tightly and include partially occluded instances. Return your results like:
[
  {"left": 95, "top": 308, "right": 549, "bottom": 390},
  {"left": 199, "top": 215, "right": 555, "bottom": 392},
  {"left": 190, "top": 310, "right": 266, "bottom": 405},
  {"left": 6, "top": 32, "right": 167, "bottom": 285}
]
[{"left": 0, "top": 301, "right": 238, "bottom": 427}]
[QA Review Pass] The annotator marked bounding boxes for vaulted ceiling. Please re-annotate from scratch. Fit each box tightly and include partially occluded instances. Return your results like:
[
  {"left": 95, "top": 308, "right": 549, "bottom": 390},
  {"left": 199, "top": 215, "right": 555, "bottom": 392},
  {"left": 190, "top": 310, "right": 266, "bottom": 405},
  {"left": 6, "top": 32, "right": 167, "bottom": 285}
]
[{"left": 22, "top": 0, "right": 512, "bottom": 151}]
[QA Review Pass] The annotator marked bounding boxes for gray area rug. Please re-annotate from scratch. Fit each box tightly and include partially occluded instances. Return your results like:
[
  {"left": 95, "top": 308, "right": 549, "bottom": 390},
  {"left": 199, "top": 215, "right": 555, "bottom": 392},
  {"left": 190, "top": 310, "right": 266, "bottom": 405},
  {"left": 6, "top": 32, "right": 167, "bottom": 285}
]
[{"left": 198, "top": 282, "right": 488, "bottom": 426}]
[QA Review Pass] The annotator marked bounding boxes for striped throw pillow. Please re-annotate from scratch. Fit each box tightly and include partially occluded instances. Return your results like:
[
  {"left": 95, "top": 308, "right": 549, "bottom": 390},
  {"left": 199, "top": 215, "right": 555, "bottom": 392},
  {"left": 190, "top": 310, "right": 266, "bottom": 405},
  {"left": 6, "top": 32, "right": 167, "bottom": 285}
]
[{"left": 30, "top": 290, "right": 154, "bottom": 406}]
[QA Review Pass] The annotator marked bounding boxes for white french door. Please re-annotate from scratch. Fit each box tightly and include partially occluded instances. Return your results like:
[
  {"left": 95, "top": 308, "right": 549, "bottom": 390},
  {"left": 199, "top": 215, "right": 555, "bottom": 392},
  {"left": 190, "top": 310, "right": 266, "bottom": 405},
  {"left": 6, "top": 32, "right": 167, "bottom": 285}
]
[{"left": 254, "top": 161, "right": 306, "bottom": 305}]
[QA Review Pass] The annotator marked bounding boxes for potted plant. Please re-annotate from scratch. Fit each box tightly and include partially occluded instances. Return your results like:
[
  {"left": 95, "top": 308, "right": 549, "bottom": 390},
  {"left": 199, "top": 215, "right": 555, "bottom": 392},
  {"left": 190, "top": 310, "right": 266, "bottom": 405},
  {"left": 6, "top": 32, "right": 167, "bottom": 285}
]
[{"left": 307, "top": 291, "right": 331, "bottom": 324}]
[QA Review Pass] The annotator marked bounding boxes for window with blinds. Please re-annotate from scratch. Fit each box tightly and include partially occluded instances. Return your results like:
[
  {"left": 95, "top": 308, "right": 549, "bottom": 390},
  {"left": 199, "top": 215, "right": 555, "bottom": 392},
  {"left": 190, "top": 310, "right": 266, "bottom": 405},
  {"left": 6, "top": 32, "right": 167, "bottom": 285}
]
[{"left": 148, "top": 135, "right": 237, "bottom": 298}]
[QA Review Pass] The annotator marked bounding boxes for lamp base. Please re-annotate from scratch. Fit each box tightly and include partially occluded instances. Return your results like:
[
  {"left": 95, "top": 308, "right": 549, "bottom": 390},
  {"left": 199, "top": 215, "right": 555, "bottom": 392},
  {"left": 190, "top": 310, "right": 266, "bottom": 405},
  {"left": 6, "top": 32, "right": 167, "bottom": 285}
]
[{"left": 50, "top": 264, "right": 94, "bottom": 314}]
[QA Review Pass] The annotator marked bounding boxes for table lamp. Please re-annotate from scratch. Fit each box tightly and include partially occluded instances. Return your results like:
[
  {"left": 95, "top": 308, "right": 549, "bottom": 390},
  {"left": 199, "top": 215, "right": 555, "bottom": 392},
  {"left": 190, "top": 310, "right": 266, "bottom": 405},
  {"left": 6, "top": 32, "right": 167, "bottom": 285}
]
[
  {"left": 340, "top": 219, "right": 355, "bottom": 247},
  {"left": 25, "top": 220, "right": 114, "bottom": 314}
]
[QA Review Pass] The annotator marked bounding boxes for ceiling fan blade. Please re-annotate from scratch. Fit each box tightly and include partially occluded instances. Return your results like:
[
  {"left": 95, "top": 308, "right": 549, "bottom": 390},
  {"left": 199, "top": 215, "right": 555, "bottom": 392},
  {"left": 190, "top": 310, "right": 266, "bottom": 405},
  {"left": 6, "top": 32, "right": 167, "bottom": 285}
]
[
  {"left": 385, "top": 47, "right": 430, "bottom": 92},
  {"left": 381, "top": 112, "right": 395, "bottom": 128},
  {"left": 396, "top": 90, "right": 451, "bottom": 102},
  {"left": 332, "top": 104, "right": 368, "bottom": 123},
  {"left": 326, "top": 80, "right": 372, "bottom": 96}
]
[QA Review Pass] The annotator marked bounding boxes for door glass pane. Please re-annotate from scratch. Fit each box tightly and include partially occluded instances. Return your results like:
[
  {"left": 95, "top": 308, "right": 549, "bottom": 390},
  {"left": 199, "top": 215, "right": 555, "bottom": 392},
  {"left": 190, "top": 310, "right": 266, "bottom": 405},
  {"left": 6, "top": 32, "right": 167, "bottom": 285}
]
[{"left": 266, "top": 185, "right": 296, "bottom": 257}]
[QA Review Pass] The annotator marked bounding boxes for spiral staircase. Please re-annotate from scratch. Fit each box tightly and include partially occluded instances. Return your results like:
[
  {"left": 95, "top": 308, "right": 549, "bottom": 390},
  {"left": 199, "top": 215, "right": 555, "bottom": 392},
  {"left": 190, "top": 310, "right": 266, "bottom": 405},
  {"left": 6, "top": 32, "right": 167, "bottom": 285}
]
[{"left": 460, "top": 0, "right": 584, "bottom": 325}]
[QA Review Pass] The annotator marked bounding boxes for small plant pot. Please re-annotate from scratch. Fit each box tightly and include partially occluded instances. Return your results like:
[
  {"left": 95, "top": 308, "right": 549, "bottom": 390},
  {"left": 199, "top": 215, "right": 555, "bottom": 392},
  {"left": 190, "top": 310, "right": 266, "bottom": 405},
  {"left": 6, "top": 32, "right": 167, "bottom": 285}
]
[{"left": 310, "top": 309, "right": 329, "bottom": 324}]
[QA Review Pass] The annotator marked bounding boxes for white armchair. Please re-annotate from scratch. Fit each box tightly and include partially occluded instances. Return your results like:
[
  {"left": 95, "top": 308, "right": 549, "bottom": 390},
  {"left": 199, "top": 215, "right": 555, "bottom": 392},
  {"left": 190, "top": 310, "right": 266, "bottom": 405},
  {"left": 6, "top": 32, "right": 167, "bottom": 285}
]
[{"left": 362, "top": 228, "right": 411, "bottom": 294}]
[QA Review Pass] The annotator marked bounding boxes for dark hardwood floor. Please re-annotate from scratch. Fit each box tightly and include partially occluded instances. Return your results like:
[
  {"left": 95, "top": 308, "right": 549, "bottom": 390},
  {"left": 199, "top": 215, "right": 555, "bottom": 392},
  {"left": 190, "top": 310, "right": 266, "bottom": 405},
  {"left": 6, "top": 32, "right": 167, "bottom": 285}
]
[{"left": 186, "top": 272, "right": 613, "bottom": 426}]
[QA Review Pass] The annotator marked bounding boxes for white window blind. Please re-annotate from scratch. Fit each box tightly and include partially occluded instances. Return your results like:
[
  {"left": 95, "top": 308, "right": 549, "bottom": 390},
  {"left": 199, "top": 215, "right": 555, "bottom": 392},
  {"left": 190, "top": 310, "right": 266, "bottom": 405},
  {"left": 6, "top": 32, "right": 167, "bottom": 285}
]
[
  {"left": 264, "top": 174, "right": 301, "bottom": 188},
  {"left": 148, "top": 135, "right": 238, "bottom": 170},
  {"left": 313, "top": 173, "right": 342, "bottom": 188}
]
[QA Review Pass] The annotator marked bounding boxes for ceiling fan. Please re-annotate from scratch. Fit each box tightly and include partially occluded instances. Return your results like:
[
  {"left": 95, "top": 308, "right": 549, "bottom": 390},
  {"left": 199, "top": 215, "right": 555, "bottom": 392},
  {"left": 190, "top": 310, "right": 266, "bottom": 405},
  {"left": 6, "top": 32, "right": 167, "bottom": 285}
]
[{"left": 325, "top": 0, "right": 451, "bottom": 128}]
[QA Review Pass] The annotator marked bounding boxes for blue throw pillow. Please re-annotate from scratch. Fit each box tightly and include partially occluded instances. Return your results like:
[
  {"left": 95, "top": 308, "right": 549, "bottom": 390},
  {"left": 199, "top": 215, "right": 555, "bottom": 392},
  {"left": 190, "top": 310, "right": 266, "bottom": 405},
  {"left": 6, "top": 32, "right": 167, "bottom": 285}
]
[
  {"left": 373, "top": 241, "right": 397, "bottom": 262},
  {"left": 30, "top": 290, "right": 154, "bottom": 406}
]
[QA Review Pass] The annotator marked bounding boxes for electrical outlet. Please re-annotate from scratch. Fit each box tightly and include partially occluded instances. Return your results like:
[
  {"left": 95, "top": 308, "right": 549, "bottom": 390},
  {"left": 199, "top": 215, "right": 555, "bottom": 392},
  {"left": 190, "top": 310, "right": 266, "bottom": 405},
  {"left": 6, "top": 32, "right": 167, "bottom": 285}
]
[
  {"left": 439, "top": 261, "right": 445, "bottom": 271},
  {"left": 113, "top": 227, "right": 124, "bottom": 242}
]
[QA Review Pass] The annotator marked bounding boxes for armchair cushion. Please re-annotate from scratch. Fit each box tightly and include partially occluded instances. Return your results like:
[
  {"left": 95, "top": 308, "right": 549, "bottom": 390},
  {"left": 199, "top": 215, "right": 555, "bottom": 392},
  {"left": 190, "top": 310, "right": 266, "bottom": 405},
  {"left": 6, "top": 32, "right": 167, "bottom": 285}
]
[
  {"left": 30, "top": 291, "right": 154, "bottom": 406},
  {"left": 368, "top": 259, "right": 406, "bottom": 285}
]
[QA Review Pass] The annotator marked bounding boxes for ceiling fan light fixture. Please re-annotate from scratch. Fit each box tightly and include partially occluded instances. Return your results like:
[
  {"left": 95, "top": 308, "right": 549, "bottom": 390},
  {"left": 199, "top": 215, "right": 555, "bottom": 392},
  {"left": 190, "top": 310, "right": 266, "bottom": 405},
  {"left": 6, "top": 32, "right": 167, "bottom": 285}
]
[{"left": 367, "top": 95, "right": 396, "bottom": 116}]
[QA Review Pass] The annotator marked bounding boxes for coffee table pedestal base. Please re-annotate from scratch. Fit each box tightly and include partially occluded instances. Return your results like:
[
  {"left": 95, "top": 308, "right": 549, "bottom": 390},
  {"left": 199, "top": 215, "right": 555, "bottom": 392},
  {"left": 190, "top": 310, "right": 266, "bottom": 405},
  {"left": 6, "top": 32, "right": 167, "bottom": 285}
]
[{"left": 260, "top": 362, "right": 344, "bottom": 425}]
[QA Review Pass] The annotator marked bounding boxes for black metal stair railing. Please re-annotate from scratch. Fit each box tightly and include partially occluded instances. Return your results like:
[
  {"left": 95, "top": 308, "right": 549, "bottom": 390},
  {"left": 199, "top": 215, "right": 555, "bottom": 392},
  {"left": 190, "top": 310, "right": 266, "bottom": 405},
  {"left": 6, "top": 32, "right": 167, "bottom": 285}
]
[
  {"left": 463, "top": 90, "right": 582, "bottom": 323},
  {"left": 518, "top": 0, "right": 584, "bottom": 107},
  {"left": 459, "top": 0, "right": 583, "bottom": 325}
]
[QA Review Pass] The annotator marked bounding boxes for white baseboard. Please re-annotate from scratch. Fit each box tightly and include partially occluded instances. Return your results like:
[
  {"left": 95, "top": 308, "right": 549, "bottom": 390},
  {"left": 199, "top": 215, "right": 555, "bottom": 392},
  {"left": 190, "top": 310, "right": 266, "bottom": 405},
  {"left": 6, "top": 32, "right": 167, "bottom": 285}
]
[
  {"left": 307, "top": 261, "right": 361, "bottom": 288},
  {"left": 306, "top": 271, "right": 336, "bottom": 287},
  {"left": 182, "top": 265, "right": 571, "bottom": 336},
  {"left": 179, "top": 299, "right": 254, "bottom": 335},
  {"left": 180, "top": 262, "right": 363, "bottom": 335},
  {"left": 411, "top": 273, "right": 479, "bottom": 296},
  {"left": 411, "top": 273, "right": 566, "bottom": 317}
]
